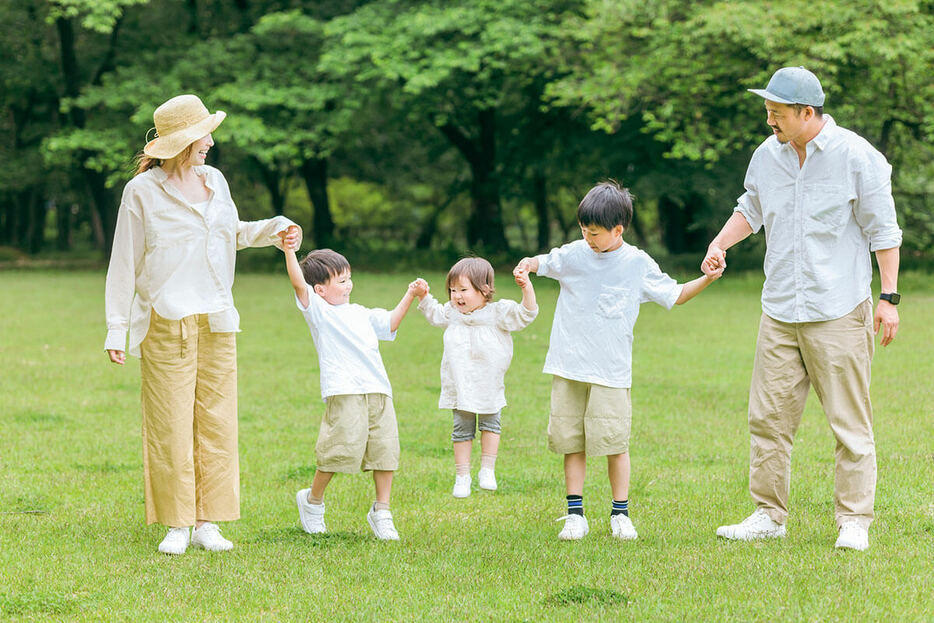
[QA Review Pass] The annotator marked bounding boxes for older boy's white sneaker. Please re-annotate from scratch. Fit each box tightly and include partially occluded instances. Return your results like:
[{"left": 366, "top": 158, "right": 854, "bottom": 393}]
[
  {"left": 610, "top": 514, "right": 638, "bottom": 540},
  {"left": 717, "top": 508, "right": 786, "bottom": 541},
  {"left": 477, "top": 468, "right": 497, "bottom": 491},
  {"left": 835, "top": 520, "right": 869, "bottom": 551},
  {"left": 452, "top": 474, "right": 472, "bottom": 498},
  {"left": 296, "top": 488, "right": 326, "bottom": 534},
  {"left": 158, "top": 527, "right": 190, "bottom": 555},
  {"left": 367, "top": 506, "right": 400, "bottom": 541},
  {"left": 190, "top": 523, "right": 233, "bottom": 552},
  {"left": 556, "top": 514, "right": 589, "bottom": 540}
]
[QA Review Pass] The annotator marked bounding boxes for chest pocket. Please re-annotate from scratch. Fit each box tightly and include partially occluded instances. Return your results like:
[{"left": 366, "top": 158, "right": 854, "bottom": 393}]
[
  {"left": 806, "top": 184, "right": 851, "bottom": 235},
  {"left": 595, "top": 285, "right": 633, "bottom": 320}
]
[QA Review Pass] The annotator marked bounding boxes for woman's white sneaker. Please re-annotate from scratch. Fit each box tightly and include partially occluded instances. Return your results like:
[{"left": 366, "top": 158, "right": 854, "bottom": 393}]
[
  {"left": 190, "top": 523, "right": 233, "bottom": 552},
  {"left": 835, "top": 521, "right": 869, "bottom": 551},
  {"left": 610, "top": 514, "right": 638, "bottom": 540},
  {"left": 477, "top": 468, "right": 497, "bottom": 491},
  {"left": 716, "top": 508, "right": 786, "bottom": 540},
  {"left": 158, "top": 527, "right": 190, "bottom": 555}
]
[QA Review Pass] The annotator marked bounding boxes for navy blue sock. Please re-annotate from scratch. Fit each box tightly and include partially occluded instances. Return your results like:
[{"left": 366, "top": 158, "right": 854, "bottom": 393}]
[
  {"left": 566, "top": 495, "right": 583, "bottom": 517},
  {"left": 611, "top": 499, "right": 629, "bottom": 517}
]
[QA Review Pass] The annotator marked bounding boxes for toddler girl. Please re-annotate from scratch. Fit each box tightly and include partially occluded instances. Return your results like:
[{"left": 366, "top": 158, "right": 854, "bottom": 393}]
[{"left": 412, "top": 257, "right": 538, "bottom": 497}]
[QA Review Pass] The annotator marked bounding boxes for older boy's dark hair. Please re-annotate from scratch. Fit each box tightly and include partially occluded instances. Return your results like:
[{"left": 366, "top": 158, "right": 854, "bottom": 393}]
[
  {"left": 577, "top": 180, "right": 633, "bottom": 231},
  {"left": 299, "top": 249, "right": 350, "bottom": 286},
  {"left": 446, "top": 257, "right": 495, "bottom": 302}
]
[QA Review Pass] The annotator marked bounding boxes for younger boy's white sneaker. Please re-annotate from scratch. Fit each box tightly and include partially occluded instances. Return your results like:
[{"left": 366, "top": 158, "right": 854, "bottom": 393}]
[
  {"left": 190, "top": 523, "right": 233, "bottom": 552},
  {"left": 716, "top": 508, "right": 786, "bottom": 541},
  {"left": 610, "top": 514, "right": 638, "bottom": 540},
  {"left": 158, "top": 527, "right": 190, "bottom": 555},
  {"left": 367, "top": 506, "right": 400, "bottom": 541},
  {"left": 296, "top": 488, "right": 326, "bottom": 534},
  {"left": 835, "top": 520, "right": 869, "bottom": 551},
  {"left": 452, "top": 474, "right": 472, "bottom": 498},
  {"left": 477, "top": 468, "right": 497, "bottom": 491},
  {"left": 556, "top": 514, "right": 589, "bottom": 540}
]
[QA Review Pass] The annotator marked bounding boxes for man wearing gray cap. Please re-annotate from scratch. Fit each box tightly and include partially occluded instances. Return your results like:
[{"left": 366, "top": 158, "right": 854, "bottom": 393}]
[{"left": 701, "top": 66, "right": 902, "bottom": 551}]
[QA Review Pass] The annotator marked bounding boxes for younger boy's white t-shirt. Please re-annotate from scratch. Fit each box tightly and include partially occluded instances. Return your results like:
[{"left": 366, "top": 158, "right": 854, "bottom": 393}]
[
  {"left": 536, "top": 239, "right": 683, "bottom": 388},
  {"left": 295, "top": 287, "right": 396, "bottom": 400}
]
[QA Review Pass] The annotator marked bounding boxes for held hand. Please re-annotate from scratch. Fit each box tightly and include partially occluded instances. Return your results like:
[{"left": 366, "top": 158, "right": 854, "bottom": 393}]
[
  {"left": 107, "top": 349, "right": 126, "bottom": 365},
  {"left": 409, "top": 278, "right": 429, "bottom": 299},
  {"left": 874, "top": 300, "right": 899, "bottom": 347},
  {"left": 514, "top": 266, "right": 529, "bottom": 288},
  {"left": 702, "top": 245, "right": 726, "bottom": 276},
  {"left": 279, "top": 225, "right": 302, "bottom": 251},
  {"left": 514, "top": 257, "right": 534, "bottom": 275}
]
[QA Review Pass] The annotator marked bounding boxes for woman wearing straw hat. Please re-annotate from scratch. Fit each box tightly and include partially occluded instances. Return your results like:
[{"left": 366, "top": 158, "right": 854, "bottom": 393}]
[{"left": 104, "top": 94, "right": 301, "bottom": 555}]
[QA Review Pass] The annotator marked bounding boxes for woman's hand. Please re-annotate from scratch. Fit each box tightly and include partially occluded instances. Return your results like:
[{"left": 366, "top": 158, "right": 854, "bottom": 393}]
[
  {"left": 278, "top": 225, "right": 302, "bottom": 251},
  {"left": 107, "top": 349, "right": 126, "bottom": 365}
]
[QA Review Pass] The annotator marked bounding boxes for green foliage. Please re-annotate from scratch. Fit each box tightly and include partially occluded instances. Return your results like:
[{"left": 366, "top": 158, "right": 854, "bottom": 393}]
[{"left": 46, "top": 0, "right": 150, "bottom": 34}]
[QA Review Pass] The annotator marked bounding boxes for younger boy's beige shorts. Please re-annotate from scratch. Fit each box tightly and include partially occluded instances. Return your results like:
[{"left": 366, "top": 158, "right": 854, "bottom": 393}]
[
  {"left": 316, "top": 393, "right": 400, "bottom": 473},
  {"left": 547, "top": 376, "right": 632, "bottom": 456}
]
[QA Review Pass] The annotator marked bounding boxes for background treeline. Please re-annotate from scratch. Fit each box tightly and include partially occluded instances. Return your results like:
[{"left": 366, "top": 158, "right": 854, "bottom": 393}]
[{"left": 1, "top": 0, "right": 932, "bottom": 267}]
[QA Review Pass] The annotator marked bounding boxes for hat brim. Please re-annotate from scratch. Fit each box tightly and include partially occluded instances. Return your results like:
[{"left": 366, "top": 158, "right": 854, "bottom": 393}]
[
  {"left": 747, "top": 88, "right": 795, "bottom": 105},
  {"left": 143, "top": 111, "right": 226, "bottom": 159}
]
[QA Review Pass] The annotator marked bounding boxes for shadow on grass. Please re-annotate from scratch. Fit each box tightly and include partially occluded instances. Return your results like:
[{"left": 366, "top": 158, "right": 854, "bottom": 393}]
[
  {"left": 247, "top": 526, "right": 369, "bottom": 547},
  {"left": 543, "top": 585, "right": 630, "bottom": 607}
]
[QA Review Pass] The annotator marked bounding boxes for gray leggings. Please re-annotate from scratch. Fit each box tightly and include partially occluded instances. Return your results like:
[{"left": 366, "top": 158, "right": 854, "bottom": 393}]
[{"left": 451, "top": 409, "right": 502, "bottom": 442}]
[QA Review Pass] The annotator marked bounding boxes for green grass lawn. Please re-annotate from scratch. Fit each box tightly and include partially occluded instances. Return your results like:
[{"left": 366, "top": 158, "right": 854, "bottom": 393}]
[{"left": 1, "top": 268, "right": 932, "bottom": 621}]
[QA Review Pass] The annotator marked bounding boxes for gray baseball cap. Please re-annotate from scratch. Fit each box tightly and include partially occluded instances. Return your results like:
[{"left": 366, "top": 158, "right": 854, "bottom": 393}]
[{"left": 748, "top": 66, "right": 825, "bottom": 106}]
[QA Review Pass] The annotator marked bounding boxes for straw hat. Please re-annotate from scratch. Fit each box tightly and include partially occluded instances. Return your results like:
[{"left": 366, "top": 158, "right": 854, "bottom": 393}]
[{"left": 143, "top": 94, "right": 226, "bottom": 159}]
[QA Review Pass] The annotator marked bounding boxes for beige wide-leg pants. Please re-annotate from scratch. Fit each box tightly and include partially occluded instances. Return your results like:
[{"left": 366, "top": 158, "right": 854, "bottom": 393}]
[
  {"left": 139, "top": 311, "right": 239, "bottom": 527},
  {"left": 748, "top": 299, "right": 875, "bottom": 530}
]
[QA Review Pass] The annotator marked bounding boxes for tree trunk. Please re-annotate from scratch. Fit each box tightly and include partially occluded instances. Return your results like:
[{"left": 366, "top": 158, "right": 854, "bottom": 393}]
[
  {"left": 56, "top": 202, "right": 75, "bottom": 251},
  {"left": 532, "top": 171, "right": 549, "bottom": 252},
  {"left": 438, "top": 108, "right": 509, "bottom": 252},
  {"left": 26, "top": 189, "right": 44, "bottom": 254},
  {"left": 300, "top": 157, "right": 334, "bottom": 247},
  {"left": 253, "top": 158, "right": 285, "bottom": 216}
]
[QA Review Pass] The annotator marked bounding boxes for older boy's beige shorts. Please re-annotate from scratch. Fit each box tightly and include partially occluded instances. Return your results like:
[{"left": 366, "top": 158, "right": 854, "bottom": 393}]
[
  {"left": 315, "top": 393, "right": 400, "bottom": 473},
  {"left": 548, "top": 376, "right": 632, "bottom": 456}
]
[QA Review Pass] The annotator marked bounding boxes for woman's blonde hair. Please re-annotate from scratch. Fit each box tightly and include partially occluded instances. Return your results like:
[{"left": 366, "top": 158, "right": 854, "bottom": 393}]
[
  {"left": 133, "top": 143, "right": 194, "bottom": 176},
  {"left": 446, "top": 257, "right": 495, "bottom": 302}
]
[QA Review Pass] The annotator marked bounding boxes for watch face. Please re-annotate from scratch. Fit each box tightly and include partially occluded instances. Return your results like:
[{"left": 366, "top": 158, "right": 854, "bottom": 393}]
[{"left": 882, "top": 292, "right": 901, "bottom": 305}]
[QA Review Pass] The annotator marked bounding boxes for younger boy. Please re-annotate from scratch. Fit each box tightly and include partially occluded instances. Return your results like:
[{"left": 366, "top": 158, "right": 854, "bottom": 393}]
[
  {"left": 281, "top": 234, "right": 420, "bottom": 540},
  {"left": 514, "top": 181, "right": 721, "bottom": 541}
]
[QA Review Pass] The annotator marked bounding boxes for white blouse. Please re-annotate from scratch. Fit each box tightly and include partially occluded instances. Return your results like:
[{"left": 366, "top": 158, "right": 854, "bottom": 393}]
[
  {"left": 104, "top": 165, "right": 296, "bottom": 356},
  {"left": 418, "top": 294, "right": 538, "bottom": 414}
]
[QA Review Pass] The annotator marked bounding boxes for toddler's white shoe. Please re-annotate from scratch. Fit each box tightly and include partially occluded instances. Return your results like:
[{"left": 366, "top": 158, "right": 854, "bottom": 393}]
[
  {"left": 367, "top": 506, "right": 400, "bottom": 541},
  {"left": 556, "top": 514, "right": 589, "bottom": 541},
  {"left": 190, "top": 522, "right": 233, "bottom": 552},
  {"left": 716, "top": 508, "right": 786, "bottom": 541},
  {"left": 158, "top": 527, "right": 190, "bottom": 555},
  {"left": 835, "top": 520, "right": 869, "bottom": 551},
  {"left": 452, "top": 474, "right": 472, "bottom": 498},
  {"left": 610, "top": 514, "right": 638, "bottom": 540},
  {"left": 296, "top": 488, "right": 326, "bottom": 534},
  {"left": 477, "top": 468, "right": 497, "bottom": 491}
]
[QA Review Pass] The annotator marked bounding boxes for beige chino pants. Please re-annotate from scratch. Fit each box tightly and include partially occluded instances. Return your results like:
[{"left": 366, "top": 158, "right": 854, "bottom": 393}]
[
  {"left": 748, "top": 299, "right": 875, "bottom": 529},
  {"left": 139, "top": 312, "right": 240, "bottom": 527}
]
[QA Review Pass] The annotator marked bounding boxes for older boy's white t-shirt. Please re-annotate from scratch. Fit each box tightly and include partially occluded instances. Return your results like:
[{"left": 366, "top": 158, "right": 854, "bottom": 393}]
[
  {"left": 295, "top": 287, "right": 395, "bottom": 400},
  {"left": 536, "top": 239, "right": 682, "bottom": 388}
]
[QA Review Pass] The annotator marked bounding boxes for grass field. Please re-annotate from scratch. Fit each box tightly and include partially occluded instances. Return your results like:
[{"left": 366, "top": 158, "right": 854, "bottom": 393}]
[{"left": 1, "top": 268, "right": 932, "bottom": 622}]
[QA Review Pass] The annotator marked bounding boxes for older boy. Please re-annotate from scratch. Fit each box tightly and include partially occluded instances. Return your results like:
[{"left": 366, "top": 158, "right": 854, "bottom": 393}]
[
  {"left": 515, "top": 181, "right": 720, "bottom": 540},
  {"left": 281, "top": 234, "right": 420, "bottom": 540}
]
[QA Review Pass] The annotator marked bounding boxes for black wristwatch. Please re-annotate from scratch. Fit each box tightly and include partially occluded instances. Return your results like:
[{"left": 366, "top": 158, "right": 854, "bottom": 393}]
[{"left": 879, "top": 292, "right": 901, "bottom": 305}]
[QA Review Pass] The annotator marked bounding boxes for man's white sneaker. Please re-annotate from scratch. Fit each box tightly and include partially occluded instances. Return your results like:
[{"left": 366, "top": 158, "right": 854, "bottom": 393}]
[
  {"left": 452, "top": 474, "right": 472, "bottom": 498},
  {"left": 610, "top": 514, "right": 638, "bottom": 540},
  {"left": 190, "top": 523, "right": 233, "bottom": 552},
  {"left": 477, "top": 468, "right": 497, "bottom": 491},
  {"left": 158, "top": 527, "right": 190, "bottom": 555},
  {"left": 367, "top": 506, "right": 400, "bottom": 541},
  {"left": 835, "top": 520, "right": 869, "bottom": 551},
  {"left": 296, "top": 488, "right": 326, "bottom": 534},
  {"left": 716, "top": 508, "right": 786, "bottom": 541},
  {"left": 556, "top": 514, "right": 589, "bottom": 540}
]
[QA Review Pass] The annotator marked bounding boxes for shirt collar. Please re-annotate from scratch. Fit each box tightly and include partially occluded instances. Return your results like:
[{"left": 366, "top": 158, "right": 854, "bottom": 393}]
[
  {"left": 810, "top": 114, "right": 837, "bottom": 151},
  {"left": 148, "top": 165, "right": 216, "bottom": 204}
]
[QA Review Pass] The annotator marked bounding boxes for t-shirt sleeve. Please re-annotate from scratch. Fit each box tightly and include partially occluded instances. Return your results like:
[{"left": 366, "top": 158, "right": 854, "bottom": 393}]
[
  {"left": 369, "top": 307, "right": 396, "bottom": 341},
  {"left": 536, "top": 242, "right": 574, "bottom": 279},
  {"left": 639, "top": 254, "right": 682, "bottom": 310},
  {"left": 735, "top": 147, "right": 765, "bottom": 233},
  {"left": 295, "top": 286, "right": 322, "bottom": 325}
]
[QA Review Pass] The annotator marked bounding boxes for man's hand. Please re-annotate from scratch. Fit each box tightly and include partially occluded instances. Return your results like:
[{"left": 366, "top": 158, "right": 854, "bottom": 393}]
[
  {"left": 702, "top": 244, "right": 727, "bottom": 276},
  {"left": 874, "top": 300, "right": 899, "bottom": 347},
  {"left": 107, "top": 349, "right": 126, "bottom": 365}
]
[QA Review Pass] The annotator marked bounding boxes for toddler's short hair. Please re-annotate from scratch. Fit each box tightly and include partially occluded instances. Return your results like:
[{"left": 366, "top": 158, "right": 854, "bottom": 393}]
[
  {"left": 577, "top": 180, "right": 633, "bottom": 231},
  {"left": 299, "top": 249, "right": 350, "bottom": 286},
  {"left": 446, "top": 257, "right": 495, "bottom": 302}
]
